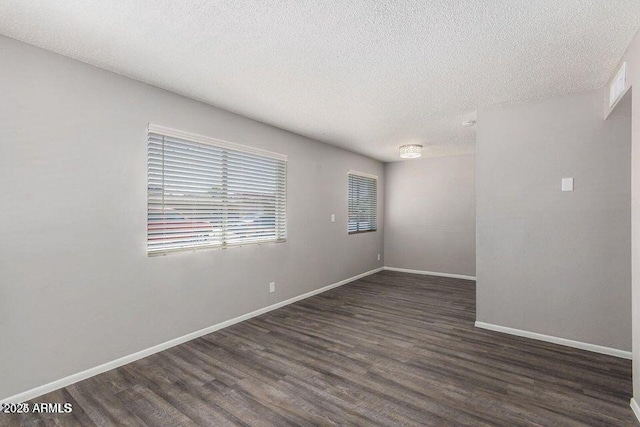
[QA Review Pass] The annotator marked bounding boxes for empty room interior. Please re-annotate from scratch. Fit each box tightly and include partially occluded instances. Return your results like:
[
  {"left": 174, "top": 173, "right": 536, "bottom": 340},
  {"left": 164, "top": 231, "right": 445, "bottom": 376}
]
[{"left": 3, "top": 1, "right": 640, "bottom": 426}]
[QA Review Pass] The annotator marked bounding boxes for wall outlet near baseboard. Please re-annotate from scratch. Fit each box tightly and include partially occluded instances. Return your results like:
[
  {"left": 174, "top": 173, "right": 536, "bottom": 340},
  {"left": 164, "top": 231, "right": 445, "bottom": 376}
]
[
  {"left": 377, "top": 254, "right": 381, "bottom": 261},
  {"left": 269, "top": 282, "right": 275, "bottom": 293}
]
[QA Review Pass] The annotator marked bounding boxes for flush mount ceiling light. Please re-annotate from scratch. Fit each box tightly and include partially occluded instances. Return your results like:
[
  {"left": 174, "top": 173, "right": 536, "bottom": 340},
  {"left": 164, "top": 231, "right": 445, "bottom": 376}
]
[{"left": 399, "top": 144, "right": 422, "bottom": 159}]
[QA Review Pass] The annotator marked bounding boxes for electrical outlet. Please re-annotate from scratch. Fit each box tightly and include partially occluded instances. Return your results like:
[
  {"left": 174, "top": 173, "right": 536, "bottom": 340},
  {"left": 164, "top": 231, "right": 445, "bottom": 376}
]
[
  {"left": 561, "top": 177, "right": 574, "bottom": 192},
  {"left": 377, "top": 254, "right": 381, "bottom": 261},
  {"left": 331, "top": 213, "right": 336, "bottom": 223},
  {"left": 269, "top": 282, "right": 275, "bottom": 293}
]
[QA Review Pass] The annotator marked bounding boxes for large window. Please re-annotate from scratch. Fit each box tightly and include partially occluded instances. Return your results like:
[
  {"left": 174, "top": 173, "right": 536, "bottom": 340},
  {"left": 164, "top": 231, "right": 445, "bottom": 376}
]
[
  {"left": 147, "top": 125, "right": 287, "bottom": 255},
  {"left": 348, "top": 171, "right": 377, "bottom": 234}
]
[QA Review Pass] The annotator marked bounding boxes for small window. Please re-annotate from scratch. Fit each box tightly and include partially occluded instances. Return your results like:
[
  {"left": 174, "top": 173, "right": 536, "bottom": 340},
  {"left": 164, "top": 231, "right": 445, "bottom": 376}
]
[
  {"left": 148, "top": 125, "right": 287, "bottom": 255},
  {"left": 348, "top": 171, "right": 377, "bottom": 234}
]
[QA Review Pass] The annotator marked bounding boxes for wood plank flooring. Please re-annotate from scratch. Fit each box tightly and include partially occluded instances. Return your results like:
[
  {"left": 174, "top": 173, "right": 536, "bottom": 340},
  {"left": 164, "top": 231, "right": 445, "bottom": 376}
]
[{"left": 4, "top": 271, "right": 636, "bottom": 426}]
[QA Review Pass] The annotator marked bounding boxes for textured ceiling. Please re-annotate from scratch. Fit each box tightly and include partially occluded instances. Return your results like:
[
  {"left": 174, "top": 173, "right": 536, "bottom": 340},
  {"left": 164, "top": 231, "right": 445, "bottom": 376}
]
[{"left": 1, "top": 1, "right": 639, "bottom": 161}]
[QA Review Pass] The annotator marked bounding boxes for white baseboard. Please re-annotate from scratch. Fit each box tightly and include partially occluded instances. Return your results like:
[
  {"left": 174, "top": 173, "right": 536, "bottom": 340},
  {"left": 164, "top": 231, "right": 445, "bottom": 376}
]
[
  {"left": 475, "top": 321, "right": 632, "bottom": 359},
  {"left": 0, "top": 267, "right": 383, "bottom": 404},
  {"left": 630, "top": 398, "right": 640, "bottom": 424},
  {"left": 383, "top": 266, "right": 476, "bottom": 281}
]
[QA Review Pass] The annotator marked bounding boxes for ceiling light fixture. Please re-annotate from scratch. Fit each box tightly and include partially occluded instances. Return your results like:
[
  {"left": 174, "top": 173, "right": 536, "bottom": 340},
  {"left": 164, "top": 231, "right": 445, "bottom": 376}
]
[{"left": 399, "top": 144, "right": 422, "bottom": 159}]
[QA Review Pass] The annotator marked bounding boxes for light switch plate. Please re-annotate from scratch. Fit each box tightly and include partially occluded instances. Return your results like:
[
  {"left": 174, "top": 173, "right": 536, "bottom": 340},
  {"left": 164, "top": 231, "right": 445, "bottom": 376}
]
[
  {"left": 561, "top": 177, "right": 574, "bottom": 192},
  {"left": 331, "top": 214, "right": 335, "bottom": 223}
]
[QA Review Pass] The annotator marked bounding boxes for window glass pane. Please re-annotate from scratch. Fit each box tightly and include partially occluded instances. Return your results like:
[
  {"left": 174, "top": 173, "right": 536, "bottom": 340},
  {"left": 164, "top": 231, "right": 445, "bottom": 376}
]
[
  {"left": 148, "top": 130, "right": 287, "bottom": 254},
  {"left": 348, "top": 173, "right": 377, "bottom": 234}
]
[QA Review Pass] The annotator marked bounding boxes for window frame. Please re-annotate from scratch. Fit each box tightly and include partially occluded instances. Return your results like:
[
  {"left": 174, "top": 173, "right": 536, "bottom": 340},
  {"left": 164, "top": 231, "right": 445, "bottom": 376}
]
[
  {"left": 147, "top": 124, "right": 287, "bottom": 256},
  {"left": 347, "top": 170, "right": 378, "bottom": 235}
]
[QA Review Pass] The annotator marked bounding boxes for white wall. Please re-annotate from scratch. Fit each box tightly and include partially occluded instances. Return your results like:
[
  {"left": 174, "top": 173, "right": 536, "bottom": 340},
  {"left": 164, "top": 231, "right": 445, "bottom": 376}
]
[
  {"left": 476, "top": 88, "right": 631, "bottom": 352},
  {"left": 0, "top": 36, "right": 384, "bottom": 400},
  {"left": 384, "top": 155, "right": 476, "bottom": 277}
]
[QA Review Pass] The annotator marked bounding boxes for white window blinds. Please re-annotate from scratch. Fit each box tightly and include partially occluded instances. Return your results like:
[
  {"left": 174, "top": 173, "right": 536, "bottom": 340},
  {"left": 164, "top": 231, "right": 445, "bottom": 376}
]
[
  {"left": 148, "top": 125, "right": 287, "bottom": 255},
  {"left": 348, "top": 172, "right": 377, "bottom": 234}
]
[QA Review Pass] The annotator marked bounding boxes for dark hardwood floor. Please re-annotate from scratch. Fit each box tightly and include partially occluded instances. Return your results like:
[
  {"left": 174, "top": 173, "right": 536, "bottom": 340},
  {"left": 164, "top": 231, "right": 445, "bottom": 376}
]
[{"left": 5, "top": 271, "right": 636, "bottom": 426}]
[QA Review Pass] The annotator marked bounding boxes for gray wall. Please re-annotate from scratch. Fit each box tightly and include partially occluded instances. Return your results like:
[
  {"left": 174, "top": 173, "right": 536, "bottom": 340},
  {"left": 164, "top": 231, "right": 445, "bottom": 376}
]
[
  {"left": 606, "top": 27, "right": 640, "bottom": 403},
  {"left": 384, "top": 155, "right": 476, "bottom": 277},
  {"left": 476, "top": 89, "right": 631, "bottom": 351},
  {"left": 0, "top": 36, "right": 384, "bottom": 400}
]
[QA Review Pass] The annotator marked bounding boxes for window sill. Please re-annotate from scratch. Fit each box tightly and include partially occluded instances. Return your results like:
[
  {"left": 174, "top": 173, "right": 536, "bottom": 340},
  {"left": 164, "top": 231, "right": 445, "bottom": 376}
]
[
  {"left": 148, "top": 238, "right": 287, "bottom": 256},
  {"left": 348, "top": 230, "right": 377, "bottom": 235}
]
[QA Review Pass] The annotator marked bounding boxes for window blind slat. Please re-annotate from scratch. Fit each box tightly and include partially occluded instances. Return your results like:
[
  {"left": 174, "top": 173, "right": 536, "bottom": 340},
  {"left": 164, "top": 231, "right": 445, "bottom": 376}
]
[
  {"left": 148, "top": 130, "right": 287, "bottom": 255},
  {"left": 149, "top": 140, "right": 285, "bottom": 171}
]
